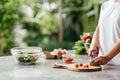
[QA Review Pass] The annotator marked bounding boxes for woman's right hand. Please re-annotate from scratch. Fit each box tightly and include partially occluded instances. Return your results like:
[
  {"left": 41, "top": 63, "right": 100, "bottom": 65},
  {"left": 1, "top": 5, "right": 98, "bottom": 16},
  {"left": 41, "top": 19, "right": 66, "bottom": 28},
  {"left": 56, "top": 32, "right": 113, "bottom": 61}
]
[{"left": 88, "top": 46, "right": 99, "bottom": 57}]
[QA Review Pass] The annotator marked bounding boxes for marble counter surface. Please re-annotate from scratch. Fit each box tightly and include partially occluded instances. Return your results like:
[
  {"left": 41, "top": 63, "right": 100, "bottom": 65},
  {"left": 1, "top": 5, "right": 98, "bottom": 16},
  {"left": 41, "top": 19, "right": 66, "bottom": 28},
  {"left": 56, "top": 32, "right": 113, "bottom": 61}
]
[{"left": 0, "top": 50, "right": 120, "bottom": 80}]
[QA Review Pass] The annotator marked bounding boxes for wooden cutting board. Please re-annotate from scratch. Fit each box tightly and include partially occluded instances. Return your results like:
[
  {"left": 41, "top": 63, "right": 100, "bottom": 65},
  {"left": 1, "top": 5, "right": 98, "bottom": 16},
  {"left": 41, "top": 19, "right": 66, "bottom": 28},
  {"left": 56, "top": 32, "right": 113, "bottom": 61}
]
[{"left": 53, "top": 63, "right": 102, "bottom": 72}]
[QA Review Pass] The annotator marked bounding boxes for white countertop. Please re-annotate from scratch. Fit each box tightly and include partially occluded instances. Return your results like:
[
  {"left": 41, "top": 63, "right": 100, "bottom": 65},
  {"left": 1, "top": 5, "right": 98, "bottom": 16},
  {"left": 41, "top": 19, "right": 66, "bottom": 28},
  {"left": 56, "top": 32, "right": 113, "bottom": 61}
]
[{"left": 0, "top": 50, "right": 120, "bottom": 80}]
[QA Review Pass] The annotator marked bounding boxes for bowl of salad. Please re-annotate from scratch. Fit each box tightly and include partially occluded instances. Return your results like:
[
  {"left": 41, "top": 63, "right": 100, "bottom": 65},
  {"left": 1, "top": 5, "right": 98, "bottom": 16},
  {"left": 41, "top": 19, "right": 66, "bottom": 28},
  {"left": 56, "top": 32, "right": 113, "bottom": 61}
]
[{"left": 11, "top": 47, "right": 43, "bottom": 65}]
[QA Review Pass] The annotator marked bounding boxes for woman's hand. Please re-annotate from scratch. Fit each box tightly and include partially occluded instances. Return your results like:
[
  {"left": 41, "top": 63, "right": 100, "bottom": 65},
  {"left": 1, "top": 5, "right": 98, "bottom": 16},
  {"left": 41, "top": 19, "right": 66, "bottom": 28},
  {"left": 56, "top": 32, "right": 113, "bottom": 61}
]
[
  {"left": 88, "top": 25, "right": 99, "bottom": 57},
  {"left": 88, "top": 45, "right": 99, "bottom": 57},
  {"left": 90, "top": 56, "right": 111, "bottom": 66},
  {"left": 90, "top": 40, "right": 120, "bottom": 66}
]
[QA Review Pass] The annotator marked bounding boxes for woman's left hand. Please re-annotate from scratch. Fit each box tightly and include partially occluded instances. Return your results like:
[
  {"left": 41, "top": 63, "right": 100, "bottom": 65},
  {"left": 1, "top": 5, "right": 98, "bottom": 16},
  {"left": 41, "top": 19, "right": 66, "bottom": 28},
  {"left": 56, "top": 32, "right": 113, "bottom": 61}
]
[{"left": 90, "top": 56, "right": 111, "bottom": 66}]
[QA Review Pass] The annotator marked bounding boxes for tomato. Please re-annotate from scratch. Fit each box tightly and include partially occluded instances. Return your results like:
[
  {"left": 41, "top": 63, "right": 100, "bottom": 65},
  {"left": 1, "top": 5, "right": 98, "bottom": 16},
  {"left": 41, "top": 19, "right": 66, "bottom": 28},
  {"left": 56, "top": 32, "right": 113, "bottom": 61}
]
[
  {"left": 79, "top": 63, "right": 83, "bottom": 67},
  {"left": 64, "top": 59, "right": 72, "bottom": 63},
  {"left": 68, "top": 57, "right": 73, "bottom": 61},
  {"left": 83, "top": 35, "right": 91, "bottom": 42},
  {"left": 89, "top": 63, "right": 93, "bottom": 66},
  {"left": 75, "top": 64, "right": 79, "bottom": 68},
  {"left": 83, "top": 64, "right": 89, "bottom": 68},
  {"left": 64, "top": 57, "right": 73, "bottom": 64}
]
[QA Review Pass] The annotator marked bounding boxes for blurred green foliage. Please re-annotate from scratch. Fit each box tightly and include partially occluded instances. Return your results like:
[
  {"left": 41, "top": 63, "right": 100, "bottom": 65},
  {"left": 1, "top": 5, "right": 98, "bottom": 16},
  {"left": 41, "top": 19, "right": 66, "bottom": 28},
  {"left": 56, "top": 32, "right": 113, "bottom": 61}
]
[
  {"left": 62, "top": 0, "right": 104, "bottom": 39},
  {"left": 0, "top": 0, "right": 20, "bottom": 55},
  {"left": 0, "top": 0, "right": 105, "bottom": 55},
  {"left": 73, "top": 40, "right": 86, "bottom": 55}
]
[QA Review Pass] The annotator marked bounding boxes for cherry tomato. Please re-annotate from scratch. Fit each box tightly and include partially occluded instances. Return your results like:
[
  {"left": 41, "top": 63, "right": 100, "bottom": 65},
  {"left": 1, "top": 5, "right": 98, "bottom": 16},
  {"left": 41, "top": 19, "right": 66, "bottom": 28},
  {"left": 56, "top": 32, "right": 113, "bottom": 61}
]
[
  {"left": 79, "top": 63, "right": 83, "bottom": 67},
  {"left": 89, "top": 62, "right": 93, "bottom": 66},
  {"left": 83, "top": 64, "right": 89, "bottom": 68},
  {"left": 68, "top": 57, "right": 73, "bottom": 61},
  {"left": 64, "top": 59, "right": 72, "bottom": 63},
  {"left": 83, "top": 35, "right": 91, "bottom": 42},
  {"left": 64, "top": 57, "right": 73, "bottom": 64},
  {"left": 75, "top": 64, "right": 79, "bottom": 68}
]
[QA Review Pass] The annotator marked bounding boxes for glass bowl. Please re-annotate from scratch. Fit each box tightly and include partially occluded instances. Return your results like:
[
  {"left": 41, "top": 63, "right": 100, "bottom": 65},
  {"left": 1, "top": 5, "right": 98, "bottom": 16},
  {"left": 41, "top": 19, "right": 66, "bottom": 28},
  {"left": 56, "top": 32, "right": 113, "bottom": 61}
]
[{"left": 11, "top": 47, "right": 42, "bottom": 65}]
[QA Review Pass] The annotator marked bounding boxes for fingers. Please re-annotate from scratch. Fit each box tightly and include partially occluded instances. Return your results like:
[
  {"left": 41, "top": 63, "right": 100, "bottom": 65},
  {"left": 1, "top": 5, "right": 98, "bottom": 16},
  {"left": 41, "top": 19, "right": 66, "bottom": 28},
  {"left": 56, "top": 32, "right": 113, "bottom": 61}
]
[
  {"left": 90, "top": 56, "right": 104, "bottom": 66},
  {"left": 88, "top": 46, "right": 99, "bottom": 57},
  {"left": 90, "top": 55, "right": 111, "bottom": 66},
  {"left": 88, "top": 49, "right": 98, "bottom": 57}
]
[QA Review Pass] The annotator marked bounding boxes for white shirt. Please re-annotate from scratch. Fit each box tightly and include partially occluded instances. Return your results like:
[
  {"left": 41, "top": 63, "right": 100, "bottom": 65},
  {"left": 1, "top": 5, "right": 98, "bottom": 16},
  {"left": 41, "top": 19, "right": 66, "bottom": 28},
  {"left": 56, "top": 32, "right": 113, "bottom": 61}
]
[{"left": 98, "top": 0, "right": 120, "bottom": 65}]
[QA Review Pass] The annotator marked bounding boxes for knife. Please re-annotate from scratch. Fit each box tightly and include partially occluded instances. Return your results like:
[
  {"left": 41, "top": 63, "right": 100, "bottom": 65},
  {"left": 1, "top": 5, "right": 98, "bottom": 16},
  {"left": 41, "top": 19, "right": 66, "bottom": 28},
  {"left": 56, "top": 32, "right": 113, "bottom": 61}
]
[{"left": 89, "top": 53, "right": 98, "bottom": 62}]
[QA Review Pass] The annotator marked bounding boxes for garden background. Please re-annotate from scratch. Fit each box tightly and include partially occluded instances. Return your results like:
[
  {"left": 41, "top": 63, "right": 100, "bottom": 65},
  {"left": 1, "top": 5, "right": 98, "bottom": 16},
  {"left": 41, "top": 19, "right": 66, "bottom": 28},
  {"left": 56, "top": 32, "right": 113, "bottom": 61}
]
[{"left": 0, "top": 0, "right": 106, "bottom": 56}]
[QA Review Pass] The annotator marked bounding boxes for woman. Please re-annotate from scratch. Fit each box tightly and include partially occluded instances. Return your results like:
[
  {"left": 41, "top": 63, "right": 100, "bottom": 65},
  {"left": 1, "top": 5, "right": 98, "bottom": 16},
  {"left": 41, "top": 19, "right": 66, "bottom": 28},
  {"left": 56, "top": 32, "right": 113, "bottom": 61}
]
[{"left": 89, "top": 0, "right": 120, "bottom": 66}]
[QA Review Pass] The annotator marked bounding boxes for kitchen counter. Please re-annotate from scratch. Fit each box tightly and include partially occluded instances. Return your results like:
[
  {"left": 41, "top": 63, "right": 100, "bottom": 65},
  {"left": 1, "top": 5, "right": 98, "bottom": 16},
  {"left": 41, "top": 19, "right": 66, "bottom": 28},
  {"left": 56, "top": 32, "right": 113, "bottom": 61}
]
[{"left": 0, "top": 50, "right": 120, "bottom": 80}]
